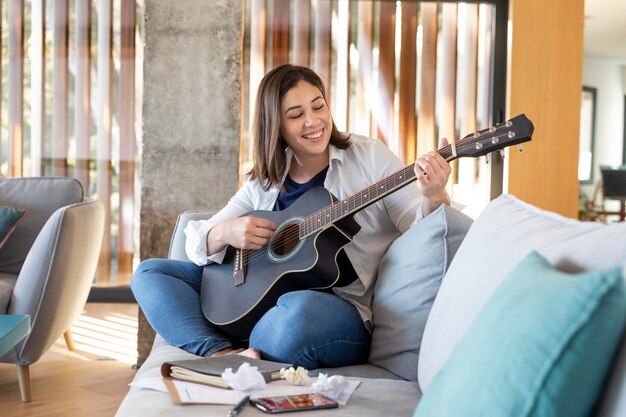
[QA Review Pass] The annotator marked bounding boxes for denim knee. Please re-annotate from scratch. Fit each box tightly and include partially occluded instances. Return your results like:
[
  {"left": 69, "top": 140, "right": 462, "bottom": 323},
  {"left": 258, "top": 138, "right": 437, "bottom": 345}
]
[
  {"left": 249, "top": 290, "right": 369, "bottom": 366},
  {"left": 130, "top": 258, "right": 161, "bottom": 294}
]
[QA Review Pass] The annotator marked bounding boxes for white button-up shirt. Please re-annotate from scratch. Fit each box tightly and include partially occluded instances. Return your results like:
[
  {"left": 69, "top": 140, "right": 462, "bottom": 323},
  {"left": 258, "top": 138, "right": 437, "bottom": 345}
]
[{"left": 184, "top": 134, "right": 423, "bottom": 328}]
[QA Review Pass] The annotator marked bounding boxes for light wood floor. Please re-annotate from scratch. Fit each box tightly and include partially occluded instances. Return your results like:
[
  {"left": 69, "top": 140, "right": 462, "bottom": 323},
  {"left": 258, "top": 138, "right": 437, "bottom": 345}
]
[{"left": 0, "top": 303, "right": 139, "bottom": 417}]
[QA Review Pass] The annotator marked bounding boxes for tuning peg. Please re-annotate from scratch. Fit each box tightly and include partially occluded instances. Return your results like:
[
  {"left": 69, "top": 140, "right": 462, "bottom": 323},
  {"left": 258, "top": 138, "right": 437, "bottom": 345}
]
[
  {"left": 499, "top": 149, "right": 506, "bottom": 159},
  {"left": 517, "top": 144, "right": 524, "bottom": 152}
]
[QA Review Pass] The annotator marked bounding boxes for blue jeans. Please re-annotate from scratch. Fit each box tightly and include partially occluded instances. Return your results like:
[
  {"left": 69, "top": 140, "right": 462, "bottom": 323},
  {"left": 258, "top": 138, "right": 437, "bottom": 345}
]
[{"left": 131, "top": 258, "right": 371, "bottom": 368}]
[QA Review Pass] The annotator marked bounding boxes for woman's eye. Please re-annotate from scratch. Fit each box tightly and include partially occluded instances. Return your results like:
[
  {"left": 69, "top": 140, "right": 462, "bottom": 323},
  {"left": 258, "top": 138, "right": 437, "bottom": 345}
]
[
  {"left": 290, "top": 113, "right": 303, "bottom": 119},
  {"left": 313, "top": 105, "right": 324, "bottom": 111}
]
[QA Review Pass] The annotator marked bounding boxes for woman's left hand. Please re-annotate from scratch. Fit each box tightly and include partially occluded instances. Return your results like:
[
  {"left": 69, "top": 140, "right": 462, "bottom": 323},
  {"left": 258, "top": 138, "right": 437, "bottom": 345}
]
[{"left": 414, "top": 138, "right": 452, "bottom": 216}]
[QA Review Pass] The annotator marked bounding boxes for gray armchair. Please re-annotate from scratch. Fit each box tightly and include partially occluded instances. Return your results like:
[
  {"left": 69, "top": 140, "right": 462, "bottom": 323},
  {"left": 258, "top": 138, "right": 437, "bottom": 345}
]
[{"left": 0, "top": 177, "right": 104, "bottom": 402}]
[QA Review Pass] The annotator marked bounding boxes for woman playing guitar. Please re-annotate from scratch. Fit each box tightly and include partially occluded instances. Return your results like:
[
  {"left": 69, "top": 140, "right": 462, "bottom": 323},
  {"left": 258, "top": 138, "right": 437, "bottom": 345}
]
[{"left": 131, "top": 64, "right": 451, "bottom": 368}]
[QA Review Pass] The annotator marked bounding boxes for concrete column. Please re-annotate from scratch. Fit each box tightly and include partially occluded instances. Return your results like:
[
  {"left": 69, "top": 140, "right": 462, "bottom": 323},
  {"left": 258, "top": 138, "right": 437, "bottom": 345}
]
[{"left": 138, "top": 1, "right": 243, "bottom": 365}]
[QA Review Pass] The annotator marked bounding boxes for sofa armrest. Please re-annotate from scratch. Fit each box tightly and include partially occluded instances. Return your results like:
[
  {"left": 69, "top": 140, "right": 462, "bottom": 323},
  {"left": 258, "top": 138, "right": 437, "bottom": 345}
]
[{"left": 168, "top": 210, "right": 218, "bottom": 261}]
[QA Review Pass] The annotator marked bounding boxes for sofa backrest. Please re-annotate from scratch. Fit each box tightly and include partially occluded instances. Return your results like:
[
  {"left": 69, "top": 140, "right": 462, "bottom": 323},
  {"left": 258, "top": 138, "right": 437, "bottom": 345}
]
[
  {"left": 0, "top": 177, "right": 83, "bottom": 274},
  {"left": 168, "top": 210, "right": 218, "bottom": 261}
]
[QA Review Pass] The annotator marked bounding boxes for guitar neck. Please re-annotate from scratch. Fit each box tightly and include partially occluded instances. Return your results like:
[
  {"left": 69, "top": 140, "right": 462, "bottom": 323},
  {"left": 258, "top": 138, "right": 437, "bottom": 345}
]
[{"left": 299, "top": 114, "right": 534, "bottom": 238}]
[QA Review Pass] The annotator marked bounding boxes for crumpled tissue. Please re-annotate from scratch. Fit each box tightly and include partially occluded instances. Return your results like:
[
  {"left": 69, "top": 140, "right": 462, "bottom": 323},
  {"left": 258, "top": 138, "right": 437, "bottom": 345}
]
[
  {"left": 310, "top": 373, "right": 349, "bottom": 401},
  {"left": 221, "top": 362, "right": 267, "bottom": 391},
  {"left": 280, "top": 366, "right": 310, "bottom": 385}
]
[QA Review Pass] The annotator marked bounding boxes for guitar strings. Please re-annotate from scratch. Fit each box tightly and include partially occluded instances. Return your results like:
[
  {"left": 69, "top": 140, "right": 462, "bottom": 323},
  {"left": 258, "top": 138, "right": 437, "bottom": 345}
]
[{"left": 239, "top": 128, "right": 516, "bottom": 266}]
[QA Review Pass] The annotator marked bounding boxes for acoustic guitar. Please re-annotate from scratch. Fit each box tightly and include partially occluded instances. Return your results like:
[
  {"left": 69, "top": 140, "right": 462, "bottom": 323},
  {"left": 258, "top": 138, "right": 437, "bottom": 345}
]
[{"left": 201, "top": 114, "right": 534, "bottom": 339}]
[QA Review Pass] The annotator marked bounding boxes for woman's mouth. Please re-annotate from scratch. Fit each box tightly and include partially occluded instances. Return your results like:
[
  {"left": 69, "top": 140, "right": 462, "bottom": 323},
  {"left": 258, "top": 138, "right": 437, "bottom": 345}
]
[{"left": 302, "top": 129, "right": 324, "bottom": 141}]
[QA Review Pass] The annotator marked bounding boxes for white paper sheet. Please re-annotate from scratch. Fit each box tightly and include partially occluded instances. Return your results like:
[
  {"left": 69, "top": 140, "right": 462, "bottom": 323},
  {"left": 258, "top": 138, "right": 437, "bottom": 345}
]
[{"left": 130, "top": 376, "right": 360, "bottom": 405}]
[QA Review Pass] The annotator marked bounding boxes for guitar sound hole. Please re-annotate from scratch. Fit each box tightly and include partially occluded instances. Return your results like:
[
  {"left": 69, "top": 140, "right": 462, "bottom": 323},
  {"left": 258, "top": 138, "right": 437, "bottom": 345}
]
[{"left": 271, "top": 223, "right": 300, "bottom": 257}]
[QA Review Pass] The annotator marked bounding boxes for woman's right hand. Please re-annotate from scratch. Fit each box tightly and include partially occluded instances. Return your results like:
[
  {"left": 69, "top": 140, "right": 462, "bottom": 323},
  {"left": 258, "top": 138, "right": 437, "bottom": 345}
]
[{"left": 207, "top": 216, "right": 277, "bottom": 255}]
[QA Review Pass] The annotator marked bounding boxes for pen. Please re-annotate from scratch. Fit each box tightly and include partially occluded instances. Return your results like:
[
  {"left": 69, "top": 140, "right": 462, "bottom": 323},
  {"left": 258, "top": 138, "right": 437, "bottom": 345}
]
[{"left": 227, "top": 395, "right": 250, "bottom": 417}]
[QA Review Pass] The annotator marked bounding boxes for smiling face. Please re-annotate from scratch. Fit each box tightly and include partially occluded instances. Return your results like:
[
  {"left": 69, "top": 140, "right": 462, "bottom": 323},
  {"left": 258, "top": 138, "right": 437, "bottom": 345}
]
[{"left": 279, "top": 80, "right": 333, "bottom": 166}]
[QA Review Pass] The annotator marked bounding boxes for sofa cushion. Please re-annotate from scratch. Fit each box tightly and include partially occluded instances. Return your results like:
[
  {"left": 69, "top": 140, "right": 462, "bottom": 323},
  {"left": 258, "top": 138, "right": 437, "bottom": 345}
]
[
  {"left": 368, "top": 205, "right": 472, "bottom": 381},
  {"left": 0, "top": 272, "right": 18, "bottom": 313},
  {"left": 0, "top": 177, "right": 83, "bottom": 274},
  {"left": 116, "top": 334, "right": 418, "bottom": 417},
  {"left": 0, "top": 206, "right": 26, "bottom": 249},
  {"left": 414, "top": 251, "right": 626, "bottom": 417},
  {"left": 418, "top": 194, "right": 626, "bottom": 391}
]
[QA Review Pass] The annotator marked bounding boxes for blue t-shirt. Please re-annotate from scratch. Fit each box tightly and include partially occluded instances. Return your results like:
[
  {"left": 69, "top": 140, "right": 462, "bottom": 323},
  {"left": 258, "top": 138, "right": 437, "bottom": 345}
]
[{"left": 273, "top": 166, "right": 329, "bottom": 211}]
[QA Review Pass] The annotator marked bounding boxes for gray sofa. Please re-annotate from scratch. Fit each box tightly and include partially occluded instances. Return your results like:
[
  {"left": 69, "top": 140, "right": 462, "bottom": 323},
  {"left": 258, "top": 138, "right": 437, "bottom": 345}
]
[{"left": 117, "top": 195, "right": 626, "bottom": 417}]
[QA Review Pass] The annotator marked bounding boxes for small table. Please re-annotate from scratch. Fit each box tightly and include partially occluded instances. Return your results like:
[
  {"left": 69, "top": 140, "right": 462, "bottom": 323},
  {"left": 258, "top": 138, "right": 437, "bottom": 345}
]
[{"left": 0, "top": 315, "right": 30, "bottom": 358}]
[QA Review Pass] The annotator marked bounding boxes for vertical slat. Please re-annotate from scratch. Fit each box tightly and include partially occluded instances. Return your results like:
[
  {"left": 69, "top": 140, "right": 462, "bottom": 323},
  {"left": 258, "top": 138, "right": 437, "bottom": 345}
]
[
  {"left": 30, "top": 0, "right": 45, "bottom": 177},
  {"left": 440, "top": 3, "right": 458, "bottom": 194},
  {"left": 457, "top": 4, "right": 479, "bottom": 199},
  {"left": 398, "top": 1, "right": 418, "bottom": 164},
  {"left": 52, "top": 0, "right": 69, "bottom": 176},
  {"left": 247, "top": 0, "right": 267, "bottom": 167},
  {"left": 335, "top": 0, "right": 350, "bottom": 131},
  {"left": 417, "top": 2, "right": 437, "bottom": 156},
  {"left": 75, "top": 0, "right": 91, "bottom": 192},
  {"left": 471, "top": 4, "right": 495, "bottom": 212},
  {"left": 355, "top": 1, "right": 373, "bottom": 136},
  {"left": 272, "top": 0, "right": 290, "bottom": 66},
  {"left": 313, "top": 0, "right": 332, "bottom": 100},
  {"left": 292, "top": 0, "right": 310, "bottom": 66},
  {"left": 97, "top": 0, "right": 113, "bottom": 281},
  {"left": 118, "top": 0, "right": 136, "bottom": 276},
  {"left": 477, "top": 4, "right": 493, "bottom": 128},
  {"left": 376, "top": 1, "right": 396, "bottom": 147},
  {"left": 8, "top": 0, "right": 24, "bottom": 178}
]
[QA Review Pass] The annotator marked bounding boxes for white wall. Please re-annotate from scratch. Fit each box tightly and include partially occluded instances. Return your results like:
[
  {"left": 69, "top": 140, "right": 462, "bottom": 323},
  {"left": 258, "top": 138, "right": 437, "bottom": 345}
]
[{"left": 580, "top": 56, "right": 626, "bottom": 200}]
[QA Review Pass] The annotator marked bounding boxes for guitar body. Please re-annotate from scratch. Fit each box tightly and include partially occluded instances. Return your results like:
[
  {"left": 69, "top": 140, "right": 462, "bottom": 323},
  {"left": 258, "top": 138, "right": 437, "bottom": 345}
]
[{"left": 201, "top": 186, "right": 360, "bottom": 340}]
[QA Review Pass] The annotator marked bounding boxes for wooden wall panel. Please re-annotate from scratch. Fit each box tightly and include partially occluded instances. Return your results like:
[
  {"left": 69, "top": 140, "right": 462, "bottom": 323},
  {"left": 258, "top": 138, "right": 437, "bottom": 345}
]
[
  {"left": 97, "top": 0, "right": 113, "bottom": 281},
  {"left": 292, "top": 0, "right": 310, "bottom": 66},
  {"left": 30, "top": 0, "right": 46, "bottom": 177},
  {"left": 272, "top": 0, "right": 290, "bottom": 66},
  {"left": 313, "top": 0, "right": 332, "bottom": 99},
  {"left": 457, "top": 4, "right": 478, "bottom": 194},
  {"left": 440, "top": 3, "right": 458, "bottom": 193},
  {"left": 334, "top": 1, "right": 351, "bottom": 131},
  {"left": 247, "top": 0, "right": 267, "bottom": 168},
  {"left": 8, "top": 0, "right": 24, "bottom": 177},
  {"left": 355, "top": 1, "right": 373, "bottom": 136},
  {"left": 507, "top": 0, "right": 584, "bottom": 218},
  {"left": 398, "top": 2, "right": 418, "bottom": 164},
  {"left": 52, "top": 0, "right": 69, "bottom": 176},
  {"left": 75, "top": 0, "right": 91, "bottom": 192},
  {"left": 417, "top": 3, "right": 437, "bottom": 156},
  {"left": 118, "top": 0, "right": 136, "bottom": 275},
  {"left": 376, "top": 1, "right": 396, "bottom": 146}
]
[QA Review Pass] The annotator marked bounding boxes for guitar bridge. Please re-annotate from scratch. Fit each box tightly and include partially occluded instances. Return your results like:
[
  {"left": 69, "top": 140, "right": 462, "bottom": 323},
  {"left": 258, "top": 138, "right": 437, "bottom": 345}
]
[{"left": 233, "top": 248, "right": 246, "bottom": 286}]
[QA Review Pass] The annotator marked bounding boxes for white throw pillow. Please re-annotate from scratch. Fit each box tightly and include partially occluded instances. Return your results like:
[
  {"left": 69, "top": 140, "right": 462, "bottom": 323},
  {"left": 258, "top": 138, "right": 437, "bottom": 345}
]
[
  {"left": 368, "top": 205, "right": 473, "bottom": 381},
  {"left": 418, "top": 194, "right": 626, "bottom": 391}
]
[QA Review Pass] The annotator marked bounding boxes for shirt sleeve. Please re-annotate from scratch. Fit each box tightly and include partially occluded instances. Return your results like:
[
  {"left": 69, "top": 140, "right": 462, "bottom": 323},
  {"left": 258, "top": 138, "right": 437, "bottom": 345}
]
[
  {"left": 371, "top": 139, "right": 424, "bottom": 233},
  {"left": 183, "top": 181, "right": 258, "bottom": 266}
]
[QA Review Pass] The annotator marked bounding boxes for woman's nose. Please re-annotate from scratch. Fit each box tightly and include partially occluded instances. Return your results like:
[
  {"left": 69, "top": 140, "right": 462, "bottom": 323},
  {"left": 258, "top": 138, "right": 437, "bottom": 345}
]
[{"left": 303, "top": 112, "right": 314, "bottom": 127}]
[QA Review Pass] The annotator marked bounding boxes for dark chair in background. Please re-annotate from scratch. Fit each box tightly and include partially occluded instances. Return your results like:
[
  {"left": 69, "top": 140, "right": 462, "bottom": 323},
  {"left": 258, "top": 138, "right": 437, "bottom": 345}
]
[{"left": 600, "top": 166, "right": 626, "bottom": 222}]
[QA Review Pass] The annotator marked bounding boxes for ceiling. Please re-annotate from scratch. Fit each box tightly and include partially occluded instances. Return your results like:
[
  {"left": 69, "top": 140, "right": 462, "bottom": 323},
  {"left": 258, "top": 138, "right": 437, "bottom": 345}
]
[{"left": 584, "top": 0, "right": 626, "bottom": 60}]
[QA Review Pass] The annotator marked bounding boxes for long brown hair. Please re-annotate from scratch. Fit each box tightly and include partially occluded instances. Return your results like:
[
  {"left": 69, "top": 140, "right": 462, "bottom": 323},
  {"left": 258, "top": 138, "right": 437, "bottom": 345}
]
[{"left": 247, "top": 64, "right": 350, "bottom": 190}]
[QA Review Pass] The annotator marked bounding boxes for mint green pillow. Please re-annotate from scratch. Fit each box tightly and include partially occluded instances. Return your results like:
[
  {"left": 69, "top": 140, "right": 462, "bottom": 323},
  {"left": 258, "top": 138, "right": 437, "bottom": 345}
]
[{"left": 415, "top": 251, "right": 626, "bottom": 417}]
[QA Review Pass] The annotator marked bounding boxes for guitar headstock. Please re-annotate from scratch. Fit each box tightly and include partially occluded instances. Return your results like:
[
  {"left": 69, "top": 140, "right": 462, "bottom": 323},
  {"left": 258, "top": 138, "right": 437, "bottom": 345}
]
[{"left": 442, "top": 114, "right": 534, "bottom": 161}]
